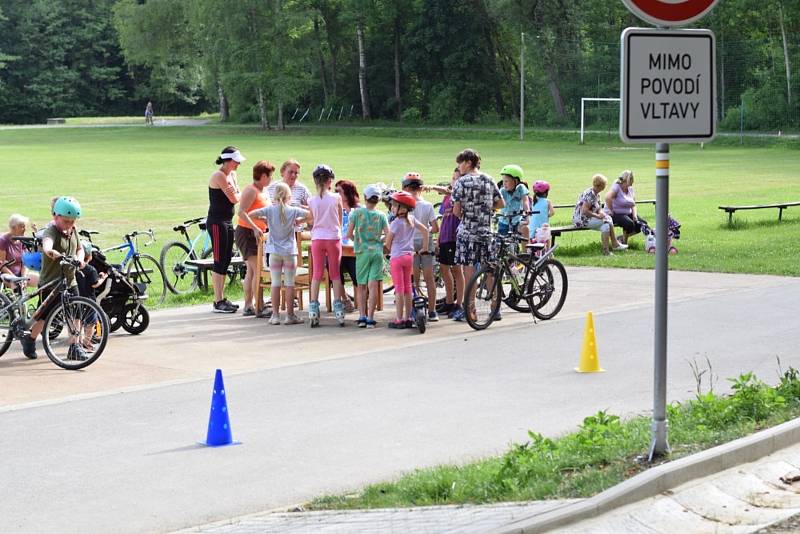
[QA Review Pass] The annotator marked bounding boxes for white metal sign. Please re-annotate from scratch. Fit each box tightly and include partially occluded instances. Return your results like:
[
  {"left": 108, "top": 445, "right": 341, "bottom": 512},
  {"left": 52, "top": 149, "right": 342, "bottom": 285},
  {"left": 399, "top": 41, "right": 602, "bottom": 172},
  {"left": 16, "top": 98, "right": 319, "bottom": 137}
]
[{"left": 620, "top": 28, "right": 716, "bottom": 143}]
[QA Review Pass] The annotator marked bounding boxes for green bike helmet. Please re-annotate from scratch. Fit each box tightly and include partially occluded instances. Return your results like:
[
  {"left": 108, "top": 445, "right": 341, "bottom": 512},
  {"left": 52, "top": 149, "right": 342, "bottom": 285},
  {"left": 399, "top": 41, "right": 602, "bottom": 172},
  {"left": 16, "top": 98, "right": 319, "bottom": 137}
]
[
  {"left": 53, "top": 196, "right": 82, "bottom": 218},
  {"left": 499, "top": 164, "right": 524, "bottom": 182}
]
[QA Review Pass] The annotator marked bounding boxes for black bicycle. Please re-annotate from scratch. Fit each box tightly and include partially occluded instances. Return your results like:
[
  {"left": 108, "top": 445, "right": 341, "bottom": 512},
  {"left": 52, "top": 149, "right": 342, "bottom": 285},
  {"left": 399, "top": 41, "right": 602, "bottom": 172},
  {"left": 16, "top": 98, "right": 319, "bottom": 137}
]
[
  {"left": 464, "top": 231, "right": 567, "bottom": 331},
  {"left": 0, "top": 256, "right": 109, "bottom": 370}
]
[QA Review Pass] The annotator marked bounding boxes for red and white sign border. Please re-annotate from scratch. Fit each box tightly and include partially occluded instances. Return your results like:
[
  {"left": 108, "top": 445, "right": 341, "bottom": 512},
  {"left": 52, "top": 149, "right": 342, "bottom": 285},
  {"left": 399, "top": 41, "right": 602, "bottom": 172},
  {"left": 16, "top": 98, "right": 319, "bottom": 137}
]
[{"left": 621, "top": 0, "right": 719, "bottom": 27}]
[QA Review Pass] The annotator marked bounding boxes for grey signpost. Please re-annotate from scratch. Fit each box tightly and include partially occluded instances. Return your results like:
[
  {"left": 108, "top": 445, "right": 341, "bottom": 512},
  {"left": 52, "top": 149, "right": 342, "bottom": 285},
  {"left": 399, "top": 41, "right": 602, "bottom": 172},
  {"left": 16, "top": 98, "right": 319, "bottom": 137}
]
[{"left": 619, "top": 1, "right": 717, "bottom": 461}]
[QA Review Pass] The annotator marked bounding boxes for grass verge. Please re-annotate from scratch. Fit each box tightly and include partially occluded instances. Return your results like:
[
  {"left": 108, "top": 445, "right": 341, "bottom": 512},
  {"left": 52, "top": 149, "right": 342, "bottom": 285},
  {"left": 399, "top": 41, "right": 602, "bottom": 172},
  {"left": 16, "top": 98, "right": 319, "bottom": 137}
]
[{"left": 308, "top": 364, "right": 800, "bottom": 510}]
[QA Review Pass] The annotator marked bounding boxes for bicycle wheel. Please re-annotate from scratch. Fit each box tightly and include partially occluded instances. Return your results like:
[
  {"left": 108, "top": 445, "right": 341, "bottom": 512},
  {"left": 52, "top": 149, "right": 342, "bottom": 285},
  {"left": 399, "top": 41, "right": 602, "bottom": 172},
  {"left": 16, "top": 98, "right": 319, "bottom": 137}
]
[
  {"left": 160, "top": 241, "right": 199, "bottom": 294},
  {"left": 121, "top": 304, "right": 149, "bottom": 335},
  {"left": 464, "top": 265, "right": 501, "bottom": 331},
  {"left": 42, "top": 296, "right": 108, "bottom": 370},
  {"left": 0, "top": 292, "right": 15, "bottom": 357},
  {"left": 415, "top": 310, "right": 427, "bottom": 333},
  {"left": 528, "top": 259, "right": 568, "bottom": 321},
  {"left": 127, "top": 253, "right": 167, "bottom": 306},
  {"left": 502, "top": 253, "right": 532, "bottom": 313}
]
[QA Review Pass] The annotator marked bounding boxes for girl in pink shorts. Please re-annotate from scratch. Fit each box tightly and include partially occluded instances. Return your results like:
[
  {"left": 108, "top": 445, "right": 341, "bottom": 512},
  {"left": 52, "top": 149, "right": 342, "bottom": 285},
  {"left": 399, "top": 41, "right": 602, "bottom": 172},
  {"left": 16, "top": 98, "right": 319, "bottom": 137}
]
[
  {"left": 308, "top": 164, "right": 346, "bottom": 326},
  {"left": 384, "top": 191, "right": 429, "bottom": 329}
]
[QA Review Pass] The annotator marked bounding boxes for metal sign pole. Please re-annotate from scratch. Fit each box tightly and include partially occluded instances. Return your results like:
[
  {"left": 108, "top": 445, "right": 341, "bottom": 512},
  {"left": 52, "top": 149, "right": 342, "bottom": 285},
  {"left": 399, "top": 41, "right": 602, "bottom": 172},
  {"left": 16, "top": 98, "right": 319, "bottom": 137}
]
[
  {"left": 650, "top": 142, "right": 671, "bottom": 460},
  {"left": 520, "top": 32, "right": 525, "bottom": 141}
]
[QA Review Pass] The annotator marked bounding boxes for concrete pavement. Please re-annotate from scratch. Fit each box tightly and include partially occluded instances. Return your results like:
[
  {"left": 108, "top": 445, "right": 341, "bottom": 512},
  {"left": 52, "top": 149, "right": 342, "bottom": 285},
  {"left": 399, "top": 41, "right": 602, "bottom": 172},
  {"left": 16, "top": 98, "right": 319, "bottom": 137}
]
[{"left": 1, "top": 267, "right": 799, "bottom": 533}]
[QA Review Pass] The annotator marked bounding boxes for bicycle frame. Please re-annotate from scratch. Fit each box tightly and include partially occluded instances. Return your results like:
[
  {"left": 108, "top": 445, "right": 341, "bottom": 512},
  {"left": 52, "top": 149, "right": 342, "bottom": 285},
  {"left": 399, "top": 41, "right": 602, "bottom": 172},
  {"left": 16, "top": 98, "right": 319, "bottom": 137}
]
[{"left": 174, "top": 221, "right": 212, "bottom": 258}]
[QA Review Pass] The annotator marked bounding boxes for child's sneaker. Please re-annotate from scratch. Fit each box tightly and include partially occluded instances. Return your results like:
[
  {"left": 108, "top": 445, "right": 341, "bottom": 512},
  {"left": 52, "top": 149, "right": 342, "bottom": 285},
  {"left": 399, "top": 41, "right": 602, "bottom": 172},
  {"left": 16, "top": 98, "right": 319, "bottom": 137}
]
[
  {"left": 451, "top": 308, "right": 466, "bottom": 321},
  {"left": 388, "top": 320, "right": 406, "bottom": 329},
  {"left": 612, "top": 243, "right": 628, "bottom": 251},
  {"left": 428, "top": 310, "right": 439, "bottom": 322},
  {"left": 365, "top": 319, "right": 377, "bottom": 329},
  {"left": 448, "top": 304, "right": 463, "bottom": 319},
  {"left": 66, "top": 343, "right": 89, "bottom": 362},
  {"left": 333, "top": 300, "right": 346, "bottom": 327},
  {"left": 283, "top": 314, "right": 303, "bottom": 325},
  {"left": 357, "top": 316, "right": 368, "bottom": 328},
  {"left": 404, "top": 319, "right": 414, "bottom": 329},
  {"left": 308, "top": 300, "right": 320, "bottom": 327},
  {"left": 269, "top": 314, "right": 281, "bottom": 325}
]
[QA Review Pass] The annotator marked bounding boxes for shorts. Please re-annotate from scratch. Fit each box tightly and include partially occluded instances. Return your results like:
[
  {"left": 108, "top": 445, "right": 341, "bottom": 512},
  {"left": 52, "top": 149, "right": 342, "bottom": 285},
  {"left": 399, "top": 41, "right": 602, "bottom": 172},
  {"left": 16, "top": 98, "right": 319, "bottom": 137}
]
[
  {"left": 269, "top": 254, "right": 297, "bottom": 287},
  {"left": 413, "top": 235, "right": 435, "bottom": 269},
  {"left": 208, "top": 220, "right": 234, "bottom": 275},
  {"left": 438, "top": 242, "right": 456, "bottom": 266},
  {"left": 234, "top": 225, "right": 259, "bottom": 260},
  {"left": 356, "top": 252, "right": 384, "bottom": 284},
  {"left": 455, "top": 232, "right": 491, "bottom": 266},
  {"left": 497, "top": 220, "right": 520, "bottom": 236}
]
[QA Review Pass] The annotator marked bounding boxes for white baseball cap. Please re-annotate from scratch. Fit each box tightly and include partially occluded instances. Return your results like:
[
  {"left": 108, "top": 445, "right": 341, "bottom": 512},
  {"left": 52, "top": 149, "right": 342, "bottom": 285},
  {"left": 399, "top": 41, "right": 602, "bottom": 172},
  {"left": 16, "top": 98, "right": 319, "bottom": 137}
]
[{"left": 364, "top": 184, "right": 382, "bottom": 200}]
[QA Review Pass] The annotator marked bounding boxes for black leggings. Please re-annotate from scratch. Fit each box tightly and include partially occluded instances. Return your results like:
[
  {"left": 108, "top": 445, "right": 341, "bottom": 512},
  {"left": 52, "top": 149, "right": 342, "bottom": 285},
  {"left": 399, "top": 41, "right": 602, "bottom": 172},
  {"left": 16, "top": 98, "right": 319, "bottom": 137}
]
[
  {"left": 208, "top": 220, "right": 234, "bottom": 275},
  {"left": 340, "top": 256, "right": 358, "bottom": 287},
  {"left": 612, "top": 214, "right": 647, "bottom": 235}
]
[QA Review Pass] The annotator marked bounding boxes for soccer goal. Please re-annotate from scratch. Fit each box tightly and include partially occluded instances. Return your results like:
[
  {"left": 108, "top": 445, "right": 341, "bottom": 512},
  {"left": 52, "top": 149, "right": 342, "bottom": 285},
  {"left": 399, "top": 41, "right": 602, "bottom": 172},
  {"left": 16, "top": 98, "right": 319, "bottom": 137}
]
[{"left": 580, "top": 97, "right": 620, "bottom": 144}]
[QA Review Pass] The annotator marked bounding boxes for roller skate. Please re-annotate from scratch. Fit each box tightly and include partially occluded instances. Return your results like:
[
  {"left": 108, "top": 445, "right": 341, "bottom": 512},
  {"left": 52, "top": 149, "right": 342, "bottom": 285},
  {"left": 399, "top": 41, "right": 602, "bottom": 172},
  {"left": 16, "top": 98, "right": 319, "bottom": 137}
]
[
  {"left": 308, "top": 300, "right": 320, "bottom": 328},
  {"left": 333, "top": 299, "right": 346, "bottom": 327}
]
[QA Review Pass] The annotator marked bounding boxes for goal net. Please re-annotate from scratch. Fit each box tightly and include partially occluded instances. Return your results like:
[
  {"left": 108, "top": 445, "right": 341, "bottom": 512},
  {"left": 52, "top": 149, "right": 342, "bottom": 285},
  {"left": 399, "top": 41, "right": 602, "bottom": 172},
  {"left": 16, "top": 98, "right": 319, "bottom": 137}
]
[{"left": 580, "top": 97, "right": 620, "bottom": 144}]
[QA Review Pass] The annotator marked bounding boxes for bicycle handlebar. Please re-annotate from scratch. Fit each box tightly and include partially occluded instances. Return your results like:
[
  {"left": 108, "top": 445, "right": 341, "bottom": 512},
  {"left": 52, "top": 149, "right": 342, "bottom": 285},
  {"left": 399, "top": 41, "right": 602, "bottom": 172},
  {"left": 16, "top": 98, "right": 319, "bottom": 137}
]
[
  {"left": 173, "top": 217, "right": 205, "bottom": 232},
  {"left": 125, "top": 229, "right": 156, "bottom": 247}
]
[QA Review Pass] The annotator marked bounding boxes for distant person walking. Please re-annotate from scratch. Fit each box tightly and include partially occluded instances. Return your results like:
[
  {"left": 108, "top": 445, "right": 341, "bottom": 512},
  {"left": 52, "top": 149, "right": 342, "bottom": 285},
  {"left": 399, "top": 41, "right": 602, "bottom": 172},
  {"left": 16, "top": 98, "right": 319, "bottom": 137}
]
[
  {"left": 144, "top": 101, "right": 154, "bottom": 126},
  {"left": 208, "top": 146, "right": 244, "bottom": 313}
]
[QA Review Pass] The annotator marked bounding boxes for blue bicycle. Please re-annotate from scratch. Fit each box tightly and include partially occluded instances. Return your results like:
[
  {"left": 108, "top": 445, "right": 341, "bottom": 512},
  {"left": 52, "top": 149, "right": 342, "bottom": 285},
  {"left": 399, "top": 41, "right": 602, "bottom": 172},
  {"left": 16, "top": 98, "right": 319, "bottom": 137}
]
[
  {"left": 159, "top": 217, "right": 212, "bottom": 294},
  {"left": 83, "top": 229, "right": 167, "bottom": 305}
]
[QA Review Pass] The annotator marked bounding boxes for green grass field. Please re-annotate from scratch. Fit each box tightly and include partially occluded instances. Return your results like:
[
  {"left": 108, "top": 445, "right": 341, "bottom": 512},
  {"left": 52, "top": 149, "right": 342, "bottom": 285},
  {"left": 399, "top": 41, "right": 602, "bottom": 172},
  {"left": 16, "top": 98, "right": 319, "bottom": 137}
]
[{"left": 3, "top": 124, "right": 799, "bottom": 280}]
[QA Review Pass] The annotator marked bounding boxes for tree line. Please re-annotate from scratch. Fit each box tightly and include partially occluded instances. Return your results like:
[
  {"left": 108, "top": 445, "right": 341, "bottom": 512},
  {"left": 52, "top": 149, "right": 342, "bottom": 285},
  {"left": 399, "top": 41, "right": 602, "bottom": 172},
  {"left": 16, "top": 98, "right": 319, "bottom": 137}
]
[{"left": 0, "top": 0, "right": 797, "bottom": 130}]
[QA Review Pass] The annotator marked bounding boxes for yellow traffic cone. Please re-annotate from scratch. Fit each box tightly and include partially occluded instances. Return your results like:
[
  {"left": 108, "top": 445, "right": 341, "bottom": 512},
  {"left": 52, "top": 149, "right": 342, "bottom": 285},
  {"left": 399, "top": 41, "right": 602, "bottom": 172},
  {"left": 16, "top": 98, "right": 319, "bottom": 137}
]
[{"left": 576, "top": 312, "right": 605, "bottom": 373}]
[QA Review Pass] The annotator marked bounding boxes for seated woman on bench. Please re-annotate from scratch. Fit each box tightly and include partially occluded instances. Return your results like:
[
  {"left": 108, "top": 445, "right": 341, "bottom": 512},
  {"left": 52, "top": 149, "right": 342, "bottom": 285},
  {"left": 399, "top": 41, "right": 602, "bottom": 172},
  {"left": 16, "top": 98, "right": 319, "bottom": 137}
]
[
  {"left": 573, "top": 174, "right": 628, "bottom": 256},
  {"left": 605, "top": 170, "right": 647, "bottom": 245}
]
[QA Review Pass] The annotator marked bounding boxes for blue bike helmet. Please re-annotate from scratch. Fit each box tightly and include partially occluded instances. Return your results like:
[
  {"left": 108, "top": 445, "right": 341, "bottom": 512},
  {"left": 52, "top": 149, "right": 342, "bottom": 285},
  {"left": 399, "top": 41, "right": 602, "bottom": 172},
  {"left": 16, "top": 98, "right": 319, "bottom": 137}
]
[
  {"left": 22, "top": 251, "right": 42, "bottom": 271},
  {"left": 53, "top": 196, "right": 82, "bottom": 218}
]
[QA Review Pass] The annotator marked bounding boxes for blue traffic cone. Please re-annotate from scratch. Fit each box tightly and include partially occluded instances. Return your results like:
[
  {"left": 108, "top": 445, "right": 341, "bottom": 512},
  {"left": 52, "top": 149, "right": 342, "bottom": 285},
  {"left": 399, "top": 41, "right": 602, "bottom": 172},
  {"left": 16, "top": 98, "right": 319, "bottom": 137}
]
[{"left": 201, "top": 369, "right": 240, "bottom": 447}]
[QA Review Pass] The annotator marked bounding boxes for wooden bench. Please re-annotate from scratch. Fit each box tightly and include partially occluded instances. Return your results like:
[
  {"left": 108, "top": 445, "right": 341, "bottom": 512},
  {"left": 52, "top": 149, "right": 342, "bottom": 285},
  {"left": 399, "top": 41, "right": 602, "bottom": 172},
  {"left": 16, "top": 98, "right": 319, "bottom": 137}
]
[
  {"left": 552, "top": 199, "right": 656, "bottom": 210},
  {"left": 718, "top": 202, "right": 800, "bottom": 224},
  {"left": 46, "top": 118, "right": 65, "bottom": 125},
  {"left": 549, "top": 199, "right": 656, "bottom": 245},
  {"left": 184, "top": 257, "right": 246, "bottom": 289}
]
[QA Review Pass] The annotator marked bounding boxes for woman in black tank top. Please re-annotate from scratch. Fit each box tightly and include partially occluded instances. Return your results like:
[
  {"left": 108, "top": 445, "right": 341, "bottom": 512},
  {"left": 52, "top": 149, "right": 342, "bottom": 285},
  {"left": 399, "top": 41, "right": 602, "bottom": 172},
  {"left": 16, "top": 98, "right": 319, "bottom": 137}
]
[{"left": 207, "top": 146, "right": 244, "bottom": 313}]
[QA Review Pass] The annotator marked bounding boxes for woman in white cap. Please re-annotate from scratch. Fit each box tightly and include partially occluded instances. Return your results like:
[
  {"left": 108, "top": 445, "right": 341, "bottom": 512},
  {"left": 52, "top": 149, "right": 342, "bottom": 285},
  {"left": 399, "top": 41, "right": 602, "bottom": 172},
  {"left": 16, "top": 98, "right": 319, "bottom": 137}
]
[{"left": 208, "top": 145, "right": 244, "bottom": 313}]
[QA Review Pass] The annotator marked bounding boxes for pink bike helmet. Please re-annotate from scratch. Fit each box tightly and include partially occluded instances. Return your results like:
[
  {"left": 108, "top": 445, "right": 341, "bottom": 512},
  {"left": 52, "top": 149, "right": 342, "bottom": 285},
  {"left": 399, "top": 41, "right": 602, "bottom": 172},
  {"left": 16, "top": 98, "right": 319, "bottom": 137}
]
[{"left": 533, "top": 180, "right": 550, "bottom": 193}]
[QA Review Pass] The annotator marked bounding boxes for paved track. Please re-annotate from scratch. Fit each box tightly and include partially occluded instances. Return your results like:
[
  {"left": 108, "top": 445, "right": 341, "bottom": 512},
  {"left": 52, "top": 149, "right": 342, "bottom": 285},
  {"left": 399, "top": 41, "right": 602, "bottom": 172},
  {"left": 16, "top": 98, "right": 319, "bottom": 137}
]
[{"left": 1, "top": 267, "right": 798, "bottom": 533}]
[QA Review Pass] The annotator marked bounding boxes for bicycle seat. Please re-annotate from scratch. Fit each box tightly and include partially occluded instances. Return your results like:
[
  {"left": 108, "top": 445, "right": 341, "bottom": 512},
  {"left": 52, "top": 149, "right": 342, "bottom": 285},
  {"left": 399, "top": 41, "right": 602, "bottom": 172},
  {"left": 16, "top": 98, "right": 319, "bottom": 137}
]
[
  {"left": 1, "top": 273, "right": 29, "bottom": 285},
  {"left": 172, "top": 224, "right": 188, "bottom": 232},
  {"left": 526, "top": 242, "right": 546, "bottom": 251}
]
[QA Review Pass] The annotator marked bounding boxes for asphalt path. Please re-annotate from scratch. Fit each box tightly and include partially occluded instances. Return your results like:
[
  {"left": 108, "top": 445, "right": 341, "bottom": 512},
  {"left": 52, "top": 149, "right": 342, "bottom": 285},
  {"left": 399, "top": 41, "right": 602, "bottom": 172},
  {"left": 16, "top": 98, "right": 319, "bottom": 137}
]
[{"left": 1, "top": 267, "right": 798, "bottom": 533}]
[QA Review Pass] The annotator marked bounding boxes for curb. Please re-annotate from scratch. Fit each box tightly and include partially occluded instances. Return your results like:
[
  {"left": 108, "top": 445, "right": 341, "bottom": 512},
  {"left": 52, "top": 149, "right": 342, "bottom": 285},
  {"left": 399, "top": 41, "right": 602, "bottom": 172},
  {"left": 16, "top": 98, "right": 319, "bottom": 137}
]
[{"left": 490, "top": 416, "right": 800, "bottom": 534}]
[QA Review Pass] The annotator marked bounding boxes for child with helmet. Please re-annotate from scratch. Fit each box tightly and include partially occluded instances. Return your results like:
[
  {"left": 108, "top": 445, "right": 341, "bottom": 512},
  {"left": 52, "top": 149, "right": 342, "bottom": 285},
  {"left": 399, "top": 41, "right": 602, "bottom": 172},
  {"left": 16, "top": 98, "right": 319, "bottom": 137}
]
[
  {"left": 384, "top": 191, "right": 429, "bottom": 329},
  {"left": 402, "top": 172, "right": 440, "bottom": 322},
  {"left": 497, "top": 164, "right": 530, "bottom": 238},
  {"left": 22, "top": 196, "right": 88, "bottom": 361},
  {"left": 530, "top": 180, "right": 555, "bottom": 247},
  {"left": 308, "top": 164, "right": 347, "bottom": 327},
  {"left": 345, "top": 184, "right": 389, "bottom": 328}
]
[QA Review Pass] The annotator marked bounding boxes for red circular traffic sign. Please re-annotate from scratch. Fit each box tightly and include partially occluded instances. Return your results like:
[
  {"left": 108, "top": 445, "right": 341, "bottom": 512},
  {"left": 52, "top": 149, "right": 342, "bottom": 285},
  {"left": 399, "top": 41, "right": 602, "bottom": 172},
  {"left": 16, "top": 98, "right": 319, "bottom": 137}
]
[{"left": 621, "top": 0, "right": 718, "bottom": 27}]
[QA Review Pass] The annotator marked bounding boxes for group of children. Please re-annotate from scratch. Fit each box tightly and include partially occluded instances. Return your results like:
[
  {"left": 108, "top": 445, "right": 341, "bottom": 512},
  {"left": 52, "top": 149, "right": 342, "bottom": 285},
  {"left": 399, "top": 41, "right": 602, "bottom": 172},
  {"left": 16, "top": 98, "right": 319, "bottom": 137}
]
[{"left": 247, "top": 162, "right": 553, "bottom": 330}]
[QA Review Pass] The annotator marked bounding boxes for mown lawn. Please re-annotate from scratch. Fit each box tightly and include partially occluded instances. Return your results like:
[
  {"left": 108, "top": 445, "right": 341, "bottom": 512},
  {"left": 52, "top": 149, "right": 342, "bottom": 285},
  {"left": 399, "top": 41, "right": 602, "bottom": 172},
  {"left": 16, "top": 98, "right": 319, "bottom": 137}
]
[{"left": 3, "top": 124, "right": 798, "bottom": 277}]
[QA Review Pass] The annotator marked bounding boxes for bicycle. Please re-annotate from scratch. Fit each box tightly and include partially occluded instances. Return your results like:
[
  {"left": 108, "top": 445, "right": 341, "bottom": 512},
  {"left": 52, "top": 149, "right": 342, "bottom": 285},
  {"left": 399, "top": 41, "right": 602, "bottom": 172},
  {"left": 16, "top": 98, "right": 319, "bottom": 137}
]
[
  {"left": 82, "top": 229, "right": 167, "bottom": 305},
  {"left": 159, "top": 217, "right": 211, "bottom": 294},
  {"left": 0, "top": 256, "right": 109, "bottom": 370},
  {"left": 463, "top": 228, "right": 568, "bottom": 331},
  {"left": 160, "top": 217, "right": 246, "bottom": 294}
]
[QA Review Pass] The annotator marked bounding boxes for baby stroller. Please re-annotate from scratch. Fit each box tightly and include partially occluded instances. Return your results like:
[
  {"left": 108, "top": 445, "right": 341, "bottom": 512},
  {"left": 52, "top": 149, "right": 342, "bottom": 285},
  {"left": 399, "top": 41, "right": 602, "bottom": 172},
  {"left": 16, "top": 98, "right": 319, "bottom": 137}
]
[
  {"left": 642, "top": 214, "right": 681, "bottom": 254},
  {"left": 89, "top": 247, "right": 150, "bottom": 334}
]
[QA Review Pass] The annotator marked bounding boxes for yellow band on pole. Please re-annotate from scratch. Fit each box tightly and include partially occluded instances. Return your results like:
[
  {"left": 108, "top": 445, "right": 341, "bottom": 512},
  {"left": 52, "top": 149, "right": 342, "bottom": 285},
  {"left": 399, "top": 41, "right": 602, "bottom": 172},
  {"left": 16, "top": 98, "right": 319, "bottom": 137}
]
[{"left": 655, "top": 160, "right": 670, "bottom": 169}]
